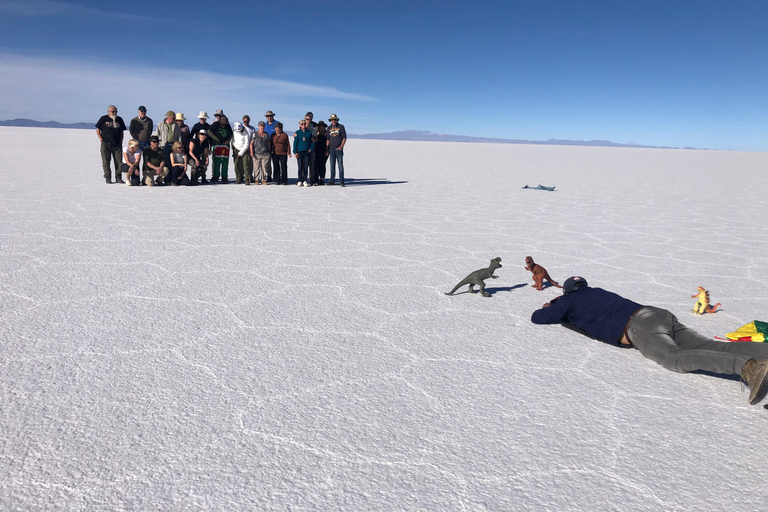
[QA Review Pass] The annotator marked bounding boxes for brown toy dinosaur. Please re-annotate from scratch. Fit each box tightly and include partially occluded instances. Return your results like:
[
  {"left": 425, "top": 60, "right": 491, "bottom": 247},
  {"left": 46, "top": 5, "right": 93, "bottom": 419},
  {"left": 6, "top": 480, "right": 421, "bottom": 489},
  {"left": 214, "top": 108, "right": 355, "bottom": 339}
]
[{"left": 525, "top": 256, "right": 562, "bottom": 291}]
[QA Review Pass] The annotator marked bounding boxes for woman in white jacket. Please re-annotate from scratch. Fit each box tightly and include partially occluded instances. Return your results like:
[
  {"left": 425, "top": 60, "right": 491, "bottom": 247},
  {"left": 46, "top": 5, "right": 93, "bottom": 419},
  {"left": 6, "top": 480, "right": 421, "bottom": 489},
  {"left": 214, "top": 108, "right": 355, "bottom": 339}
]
[{"left": 232, "top": 122, "right": 253, "bottom": 184}]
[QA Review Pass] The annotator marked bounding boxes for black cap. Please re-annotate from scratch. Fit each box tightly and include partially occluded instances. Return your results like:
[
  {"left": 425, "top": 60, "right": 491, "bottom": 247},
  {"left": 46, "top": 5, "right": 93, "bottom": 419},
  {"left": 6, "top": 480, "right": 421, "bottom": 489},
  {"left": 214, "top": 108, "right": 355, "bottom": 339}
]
[
  {"left": 138, "top": 106, "right": 147, "bottom": 112},
  {"left": 563, "top": 276, "right": 588, "bottom": 294}
]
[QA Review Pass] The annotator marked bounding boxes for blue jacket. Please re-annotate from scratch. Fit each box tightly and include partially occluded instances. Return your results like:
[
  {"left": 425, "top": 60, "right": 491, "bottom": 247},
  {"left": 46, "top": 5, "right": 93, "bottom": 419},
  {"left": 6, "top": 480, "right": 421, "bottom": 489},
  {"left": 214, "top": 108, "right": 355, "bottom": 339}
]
[
  {"left": 293, "top": 128, "right": 315, "bottom": 153},
  {"left": 531, "top": 287, "right": 644, "bottom": 345}
]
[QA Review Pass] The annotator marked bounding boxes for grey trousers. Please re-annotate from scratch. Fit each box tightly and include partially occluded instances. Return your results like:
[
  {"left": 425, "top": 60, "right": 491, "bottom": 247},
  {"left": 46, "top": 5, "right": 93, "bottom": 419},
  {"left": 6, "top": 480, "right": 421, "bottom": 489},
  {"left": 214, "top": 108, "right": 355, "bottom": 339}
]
[
  {"left": 100, "top": 142, "right": 122, "bottom": 179},
  {"left": 627, "top": 307, "right": 768, "bottom": 375}
]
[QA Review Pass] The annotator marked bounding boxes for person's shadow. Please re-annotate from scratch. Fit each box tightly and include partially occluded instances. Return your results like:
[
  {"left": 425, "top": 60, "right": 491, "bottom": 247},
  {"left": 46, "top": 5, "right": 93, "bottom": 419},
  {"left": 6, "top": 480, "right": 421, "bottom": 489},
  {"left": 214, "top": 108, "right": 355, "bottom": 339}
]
[{"left": 342, "top": 178, "right": 407, "bottom": 186}]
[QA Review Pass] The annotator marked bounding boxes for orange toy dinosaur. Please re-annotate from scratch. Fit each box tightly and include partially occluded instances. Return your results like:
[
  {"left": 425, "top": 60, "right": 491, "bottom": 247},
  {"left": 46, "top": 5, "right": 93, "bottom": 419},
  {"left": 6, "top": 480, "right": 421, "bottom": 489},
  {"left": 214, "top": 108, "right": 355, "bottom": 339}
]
[
  {"left": 691, "top": 287, "right": 721, "bottom": 315},
  {"left": 525, "top": 256, "right": 562, "bottom": 291}
]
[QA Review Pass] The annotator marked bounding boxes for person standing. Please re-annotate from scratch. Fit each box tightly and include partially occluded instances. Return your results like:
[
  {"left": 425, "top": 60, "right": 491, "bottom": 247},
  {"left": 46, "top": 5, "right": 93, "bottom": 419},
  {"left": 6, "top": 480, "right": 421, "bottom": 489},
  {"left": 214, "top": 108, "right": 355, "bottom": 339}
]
[
  {"left": 207, "top": 114, "right": 233, "bottom": 183},
  {"left": 271, "top": 123, "right": 291, "bottom": 185},
  {"left": 264, "top": 110, "right": 279, "bottom": 182},
  {"left": 95, "top": 105, "right": 127, "bottom": 184},
  {"left": 326, "top": 113, "right": 346, "bottom": 187},
  {"left": 121, "top": 139, "right": 142, "bottom": 186},
  {"left": 304, "top": 112, "right": 318, "bottom": 185},
  {"left": 293, "top": 119, "right": 314, "bottom": 187},
  {"left": 142, "top": 136, "right": 169, "bottom": 186},
  {"left": 189, "top": 130, "right": 210, "bottom": 185},
  {"left": 129, "top": 106, "right": 153, "bottom": 151},
  {"left": 232, "top": 121, "right": 253, "bottom": 184},
  {"left": 190, "top": 111, "right": 210, "bottom": 137},
  {"left": 250, "top": 121, "right": 272, "bottom": 185},
  {"left": 175, "top": 113, "right": 191, "bottom": 156},
  {"left": 313, "top": 121, "right": 329, "bottom": 185},
  {"left": 156, "top": 110, "right": 181, "bottom": 171}
]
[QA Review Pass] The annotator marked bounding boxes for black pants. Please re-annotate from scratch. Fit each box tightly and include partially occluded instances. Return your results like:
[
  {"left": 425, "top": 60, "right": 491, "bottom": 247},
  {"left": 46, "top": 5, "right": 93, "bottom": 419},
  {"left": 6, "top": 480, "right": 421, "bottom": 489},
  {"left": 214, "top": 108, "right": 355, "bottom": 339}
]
[
  {"left": 273, "top": 154, "right": 288, "bottom": 184},
  {"left": 314, "top": 153, "right": 328, "bottom": 183},
  {"left": 169, "top": 165, "right": 189, "bottom": 186},
  {"left": 296, "top": 151, "right": 309, "bottom": 183}
]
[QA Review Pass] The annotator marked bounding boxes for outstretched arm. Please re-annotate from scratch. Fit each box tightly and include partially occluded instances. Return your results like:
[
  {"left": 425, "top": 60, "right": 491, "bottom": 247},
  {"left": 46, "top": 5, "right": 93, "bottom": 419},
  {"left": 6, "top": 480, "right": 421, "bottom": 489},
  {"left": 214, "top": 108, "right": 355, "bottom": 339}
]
[{"left": 531, "top": 295, "right": 569, "bottom": 324}]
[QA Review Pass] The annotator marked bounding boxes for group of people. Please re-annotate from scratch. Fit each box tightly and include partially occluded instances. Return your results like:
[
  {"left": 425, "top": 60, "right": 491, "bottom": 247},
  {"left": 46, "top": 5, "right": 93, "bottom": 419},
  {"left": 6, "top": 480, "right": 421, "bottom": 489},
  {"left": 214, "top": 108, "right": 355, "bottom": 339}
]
[{"left": 96, "top": 106, "right": 348, "bottom": 187}]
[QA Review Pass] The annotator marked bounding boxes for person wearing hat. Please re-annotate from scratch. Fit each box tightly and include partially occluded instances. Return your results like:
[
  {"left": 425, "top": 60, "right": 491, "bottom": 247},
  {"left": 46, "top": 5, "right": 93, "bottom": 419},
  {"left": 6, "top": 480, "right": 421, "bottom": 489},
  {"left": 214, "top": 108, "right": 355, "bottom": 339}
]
[
  {"left": 531, "top": 277, "right": 768, "bottom": 406},
  {"left": 189, "top": 129, "right": 210, "bottom": 184},
  {"left": 232, "top": 121, "right": 253, "bottom": 184},
  {"left": 175, "top": 113, "right": 191, "bottom": 156},
  {"left": 129, "top": 106, "right": 153, "bottom": 151},
  {"left": 95, "top": 105, "right": 127, "bottom": 184},
  {"left": 156, "top": 110, "right": 181, "bottom": 171},
  {"left": 190, "top": 111, "right": 211, "bottom": 138},
  {"left": 207, "top": 114, "right": 233, "bottom": 183},
  {"left": 142, "top": 135, "right": 169, "bottom": 186},
  {"left": 326, "top": 114, "right": 346, "bottom": 186},
  {"left": 263, "top": 111, "right": 279, "bottom": 182}
]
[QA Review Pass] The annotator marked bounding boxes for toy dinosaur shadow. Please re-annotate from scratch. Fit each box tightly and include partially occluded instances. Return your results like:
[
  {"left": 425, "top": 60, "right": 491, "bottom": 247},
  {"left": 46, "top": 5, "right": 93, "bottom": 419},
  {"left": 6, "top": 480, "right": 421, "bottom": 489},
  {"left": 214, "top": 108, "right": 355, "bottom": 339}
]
[{"left": 483, "top": 283, "right": 527, "bottom": 295}]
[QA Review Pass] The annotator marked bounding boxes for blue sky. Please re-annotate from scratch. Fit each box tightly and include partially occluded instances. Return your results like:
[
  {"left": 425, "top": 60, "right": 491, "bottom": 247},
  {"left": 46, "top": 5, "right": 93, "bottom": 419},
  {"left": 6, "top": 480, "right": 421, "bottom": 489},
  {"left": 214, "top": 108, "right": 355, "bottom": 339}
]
[{"left": 0, "top": 0, "right": 765, "bottom": 150}]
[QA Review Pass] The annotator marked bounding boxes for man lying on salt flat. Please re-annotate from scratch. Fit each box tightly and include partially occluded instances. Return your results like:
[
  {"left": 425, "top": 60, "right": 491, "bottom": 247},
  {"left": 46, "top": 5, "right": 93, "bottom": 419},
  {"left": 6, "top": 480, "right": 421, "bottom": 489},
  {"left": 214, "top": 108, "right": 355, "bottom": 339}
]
[{"left": 531, "top": 276, "right": 768, "bottom": 406}]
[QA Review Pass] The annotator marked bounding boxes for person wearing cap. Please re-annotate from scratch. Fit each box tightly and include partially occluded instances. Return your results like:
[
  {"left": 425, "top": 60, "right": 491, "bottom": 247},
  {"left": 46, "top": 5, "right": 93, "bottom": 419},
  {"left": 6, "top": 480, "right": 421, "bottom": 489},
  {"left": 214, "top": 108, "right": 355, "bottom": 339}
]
[
  {"left": 189, "top": 130, "right": 210, "bottom": 185},
  {"left": 250, "top": 121, "right": 272, "bottom": 185},
  {"left": 326, "top": 114, "right": 346, "bottom": 186},
  {"left": 264, "top": 110, "right": 279, "bottom": 182},
  {"left": 156, "top": 110, "right": 181, "bottom": 171},
  {"left": 232, "top": 121, "right": 253, "bottom": 184},
  {"left": 175, "top": 113, "right": 191, "bottom": 156},
  {"left": 207, "top": 114, "right": 233, "bottom": 184},
  {"left": 142, "top": 135, "right": 169, "bottom": 186},
  {"left": 95, "top": 105, "right": 127, "bottom": 184},
  {"left": 270, "top": 122, "right": 292, "bottom": 185},
  {"left": 531, "top": 277, "right": 768, "bottom": 406},
  {"left": 293, "top": 119, "right": 314, "bottom": 187},
  {"left": 190, "top": 111, "right": 211, "bottom": 138},
  {"left": 313, "top": 121, "right": 329, "bottom": 185},
  {"left": 129, "top": 106, "right": 153, "bottom": 151}
]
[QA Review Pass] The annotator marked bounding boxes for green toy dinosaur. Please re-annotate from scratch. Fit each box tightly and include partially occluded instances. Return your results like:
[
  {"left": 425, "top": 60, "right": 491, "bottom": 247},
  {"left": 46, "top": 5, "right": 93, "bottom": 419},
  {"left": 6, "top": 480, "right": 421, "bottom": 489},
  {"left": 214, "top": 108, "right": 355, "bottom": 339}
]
[{"left": 445, "top": 257, "right": 502, "bottom": 297}]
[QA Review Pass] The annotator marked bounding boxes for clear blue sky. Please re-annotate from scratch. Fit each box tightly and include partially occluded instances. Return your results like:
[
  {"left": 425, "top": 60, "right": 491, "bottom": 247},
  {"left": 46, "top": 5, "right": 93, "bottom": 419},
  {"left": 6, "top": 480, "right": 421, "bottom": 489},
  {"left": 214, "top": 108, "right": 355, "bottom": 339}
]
[{"left": 0, "top": 0, "right": 765, "bottom": 150}]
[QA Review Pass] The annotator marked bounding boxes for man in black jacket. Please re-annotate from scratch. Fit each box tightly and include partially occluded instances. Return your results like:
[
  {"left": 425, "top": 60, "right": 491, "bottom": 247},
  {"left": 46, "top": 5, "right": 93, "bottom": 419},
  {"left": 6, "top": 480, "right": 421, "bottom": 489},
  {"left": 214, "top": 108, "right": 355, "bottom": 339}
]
[{"left": 532, "top": 276, "right": 768, "bottom": 406}]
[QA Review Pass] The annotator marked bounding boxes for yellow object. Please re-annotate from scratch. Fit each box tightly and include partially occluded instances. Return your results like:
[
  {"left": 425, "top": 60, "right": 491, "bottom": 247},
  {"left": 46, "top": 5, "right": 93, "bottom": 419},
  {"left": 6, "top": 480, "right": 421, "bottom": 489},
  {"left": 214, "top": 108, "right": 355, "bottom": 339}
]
[
  {"left": 691, "top": 287, "right": 721, "bottom": 315},
  {"left": 727, "top": 322, "right": 765, "bottom": 342}
]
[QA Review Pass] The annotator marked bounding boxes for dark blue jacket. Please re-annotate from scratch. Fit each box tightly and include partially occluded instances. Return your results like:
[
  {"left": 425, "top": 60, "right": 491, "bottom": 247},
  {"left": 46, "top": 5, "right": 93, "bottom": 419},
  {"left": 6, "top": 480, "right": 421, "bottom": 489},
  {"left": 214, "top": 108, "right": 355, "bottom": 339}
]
[{"left": 531, "top": 287, "right": 644, "bottom": 345}]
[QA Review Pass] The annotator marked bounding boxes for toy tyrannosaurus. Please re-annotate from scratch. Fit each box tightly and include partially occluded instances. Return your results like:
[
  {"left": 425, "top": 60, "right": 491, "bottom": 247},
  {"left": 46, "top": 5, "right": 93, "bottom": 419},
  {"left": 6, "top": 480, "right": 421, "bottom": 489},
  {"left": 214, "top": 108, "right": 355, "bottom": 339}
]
[
  {"left": 691, "top": 287, "right": 721, "bottom": 315},
  {"left": 445, "top": 257, "right": 502, "bottom": 297},
  {"left": 525, "top": 256, "right": 562, "bottom": 291}
]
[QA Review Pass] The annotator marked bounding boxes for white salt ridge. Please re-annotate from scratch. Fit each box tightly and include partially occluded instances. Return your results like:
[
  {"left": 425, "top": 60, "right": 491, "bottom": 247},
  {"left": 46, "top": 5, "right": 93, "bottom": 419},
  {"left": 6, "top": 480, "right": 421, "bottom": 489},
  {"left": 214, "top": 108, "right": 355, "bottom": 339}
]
[{"left": 1, "top": 127, "right": 767, "bottom": 510}]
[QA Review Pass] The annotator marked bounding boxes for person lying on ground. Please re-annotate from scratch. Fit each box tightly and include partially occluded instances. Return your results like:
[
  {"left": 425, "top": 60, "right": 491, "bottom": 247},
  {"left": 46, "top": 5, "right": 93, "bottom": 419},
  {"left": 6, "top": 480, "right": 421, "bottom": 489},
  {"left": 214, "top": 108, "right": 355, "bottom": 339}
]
[{"left": 530, "top": 276, "right": 768, "bottom": 405}]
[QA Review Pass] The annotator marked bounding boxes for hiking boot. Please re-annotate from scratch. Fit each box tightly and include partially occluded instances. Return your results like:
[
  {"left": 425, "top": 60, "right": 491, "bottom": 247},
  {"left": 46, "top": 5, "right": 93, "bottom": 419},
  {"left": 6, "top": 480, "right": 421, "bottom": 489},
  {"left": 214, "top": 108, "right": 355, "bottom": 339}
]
[
  {"left": 237, "top": 178, "right": 243, "bottom": 184},
  {"left": 105, "top": 177, "right": 112, "bottom": 184},
  {"left": 340, "top": 182, "right": 345, "bottom": 187},
  {"left": 741, "top": 358, "right": 768, "bottom": 405},
  {"left": 115, "top": 175, "right": 125, "bottom": 184}
]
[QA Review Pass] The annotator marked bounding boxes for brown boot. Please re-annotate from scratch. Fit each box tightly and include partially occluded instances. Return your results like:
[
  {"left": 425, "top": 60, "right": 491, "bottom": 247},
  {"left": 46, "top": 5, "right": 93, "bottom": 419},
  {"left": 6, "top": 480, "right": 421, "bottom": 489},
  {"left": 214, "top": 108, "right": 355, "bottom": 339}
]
[{"left": 741, "top": 358, "right": 768, "bottom": 405}]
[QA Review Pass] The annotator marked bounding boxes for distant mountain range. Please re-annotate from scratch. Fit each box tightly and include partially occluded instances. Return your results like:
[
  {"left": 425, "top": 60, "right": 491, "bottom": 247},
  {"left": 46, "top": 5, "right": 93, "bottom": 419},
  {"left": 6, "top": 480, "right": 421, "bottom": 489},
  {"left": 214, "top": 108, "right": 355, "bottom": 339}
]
[
  {"left": 349, "top": 130, "right": 701, "bottom": 150},
  {"left": 0, "top": 118, "right": 94, "bottom": 130},
  {"left": 0, "top": 119, "right": 702, "bottom": 150}
]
